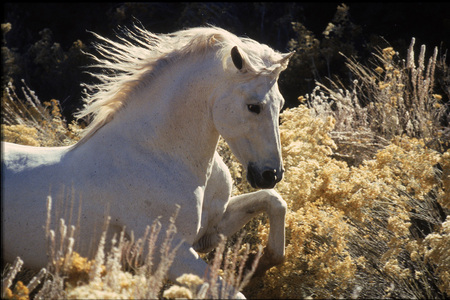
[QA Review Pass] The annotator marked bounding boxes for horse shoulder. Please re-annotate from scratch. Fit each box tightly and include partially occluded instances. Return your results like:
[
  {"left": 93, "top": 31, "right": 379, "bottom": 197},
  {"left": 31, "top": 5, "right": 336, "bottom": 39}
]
[{"left": 74, "top": 146, "right": 211, "bottom": 244}]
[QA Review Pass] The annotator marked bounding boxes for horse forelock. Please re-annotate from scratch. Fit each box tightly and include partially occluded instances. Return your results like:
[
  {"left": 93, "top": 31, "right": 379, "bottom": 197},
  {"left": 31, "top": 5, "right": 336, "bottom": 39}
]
[{"left": 74, "top": 24, "right": 284, "bottom": 145}]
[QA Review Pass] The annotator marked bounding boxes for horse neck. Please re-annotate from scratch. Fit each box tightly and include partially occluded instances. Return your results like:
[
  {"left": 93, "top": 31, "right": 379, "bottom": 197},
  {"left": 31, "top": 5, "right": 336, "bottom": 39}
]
[{"left": 78, "top": 53, "right": 222, "bottom": 182}]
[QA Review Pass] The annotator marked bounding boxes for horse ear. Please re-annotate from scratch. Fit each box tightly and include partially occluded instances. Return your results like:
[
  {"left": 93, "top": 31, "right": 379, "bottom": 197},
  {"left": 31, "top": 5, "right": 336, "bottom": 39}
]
[
  {"left": 279, "top": 51, "right": 295, "bottom": 66},
  {"left": 231, "top": 46, "right": 243, "bottom": 70}
]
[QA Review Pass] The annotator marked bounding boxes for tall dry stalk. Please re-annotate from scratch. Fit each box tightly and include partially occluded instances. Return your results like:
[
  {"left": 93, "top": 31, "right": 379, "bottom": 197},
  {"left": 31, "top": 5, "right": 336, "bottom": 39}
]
[
  {"left": 2, "top": 80, "right": 81, "bottom": 146},
  {"left": 306, "top": 38, "right": 448, "bottom": 165}
]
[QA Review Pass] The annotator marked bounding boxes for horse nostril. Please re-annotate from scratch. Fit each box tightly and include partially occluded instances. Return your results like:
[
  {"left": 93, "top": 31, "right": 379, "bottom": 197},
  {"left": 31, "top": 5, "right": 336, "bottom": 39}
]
[{"left": 262, "top": 169, "right": 277, "bottom": 183}]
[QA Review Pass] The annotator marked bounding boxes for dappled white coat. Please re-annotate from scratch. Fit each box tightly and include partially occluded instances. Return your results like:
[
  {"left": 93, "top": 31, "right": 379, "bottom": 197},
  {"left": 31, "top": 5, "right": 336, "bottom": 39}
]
[{"left": 2, "top": 25, "right": 292, "bottom": 298}]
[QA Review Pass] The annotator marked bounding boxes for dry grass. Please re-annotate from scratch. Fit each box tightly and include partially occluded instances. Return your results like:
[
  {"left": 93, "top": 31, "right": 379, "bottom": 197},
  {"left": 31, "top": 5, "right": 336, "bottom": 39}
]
[
  {"left": 2, "top": 195, "right": 260, "bottom": 299},
  {"left": 1, "top": 80, "right": 81, "bottom": 147},
  {"left": 305, "top": 38, "right": 448, "bottom": 165}
]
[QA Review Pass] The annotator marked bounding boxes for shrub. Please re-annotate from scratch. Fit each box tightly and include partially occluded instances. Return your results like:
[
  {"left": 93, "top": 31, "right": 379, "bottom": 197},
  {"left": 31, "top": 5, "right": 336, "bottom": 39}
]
[
  {"left": 1, "top": 80, "right": 81, "bottom": 146},
  {"left": 239, "top": 104, "right": 446, "bottom": 299},
  {"left": 240, "top": 40, "right": 449, "bottom": 299}
]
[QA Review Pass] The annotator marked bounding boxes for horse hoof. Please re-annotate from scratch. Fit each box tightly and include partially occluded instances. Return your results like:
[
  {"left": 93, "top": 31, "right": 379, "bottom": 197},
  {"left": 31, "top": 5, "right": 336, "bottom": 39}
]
[{"left": 245, "top": 247, "right": 284, "bottom": 277}]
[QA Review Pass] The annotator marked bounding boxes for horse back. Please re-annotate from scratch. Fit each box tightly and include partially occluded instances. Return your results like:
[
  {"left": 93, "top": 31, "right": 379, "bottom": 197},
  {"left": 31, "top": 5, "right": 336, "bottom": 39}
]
[{"left": 2, "top": 142, "right": 73, "bottom": 267}]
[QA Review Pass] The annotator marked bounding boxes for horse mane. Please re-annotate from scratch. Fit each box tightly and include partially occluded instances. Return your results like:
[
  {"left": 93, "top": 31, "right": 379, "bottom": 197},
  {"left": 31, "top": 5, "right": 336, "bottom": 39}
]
[{"left": 75, "top": 24, "right": 288, "bottom": 144}]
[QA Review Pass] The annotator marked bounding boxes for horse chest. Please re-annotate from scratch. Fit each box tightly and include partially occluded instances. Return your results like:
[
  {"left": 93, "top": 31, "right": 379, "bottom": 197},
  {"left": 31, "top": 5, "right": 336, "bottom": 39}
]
[{"left": 197, "top": 160, "right": 232, "bottom": 242}]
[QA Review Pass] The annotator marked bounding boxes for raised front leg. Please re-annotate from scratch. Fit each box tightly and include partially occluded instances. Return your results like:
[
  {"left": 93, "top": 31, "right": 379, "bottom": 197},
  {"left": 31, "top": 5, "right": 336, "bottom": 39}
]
[{"left": 195, "top": 189, "right": 287, "bottom": 275}]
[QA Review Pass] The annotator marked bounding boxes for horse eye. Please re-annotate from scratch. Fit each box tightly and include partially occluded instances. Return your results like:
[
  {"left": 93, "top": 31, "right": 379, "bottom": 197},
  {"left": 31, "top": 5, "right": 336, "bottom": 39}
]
[{"left": 247, "top": 104, "right": 261, "bottom": 114}]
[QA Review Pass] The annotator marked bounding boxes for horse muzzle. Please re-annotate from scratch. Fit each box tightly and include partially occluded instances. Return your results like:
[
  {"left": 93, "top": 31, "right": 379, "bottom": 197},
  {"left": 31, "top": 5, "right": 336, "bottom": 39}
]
[{"left": 247, "top": 162, "right": 283, "bottom": 189}]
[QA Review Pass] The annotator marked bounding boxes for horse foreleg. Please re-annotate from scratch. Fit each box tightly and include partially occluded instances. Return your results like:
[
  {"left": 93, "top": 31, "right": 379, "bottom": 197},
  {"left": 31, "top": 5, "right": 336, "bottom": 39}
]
[{"left": 217, "top": 189, "right": 287, "bottom": 275}]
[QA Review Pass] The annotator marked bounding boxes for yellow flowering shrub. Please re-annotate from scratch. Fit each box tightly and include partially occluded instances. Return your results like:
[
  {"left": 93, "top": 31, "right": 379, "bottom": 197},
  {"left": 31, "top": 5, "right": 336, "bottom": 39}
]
[
  {"left": 163, "top": 274, "right": 204, "bottom": 299},
  {"left": 4, "top": 281, "right": 30, "bottom": 300},
  {"left": 64, "top": 252, "right": 95, "bottom": 287},
  {"left": 241, "top": 39, "right": 448, "bottom": 298},
  {"left": 242, "top": 105, "right": 447, "bottom": 298},
  {"left": 423, "top": 216, "right": 450, "bottom": 295},
  {"left": 1, "top": 124, "right": 40, "bottom": 146},
  {"left": 2, "top": 82, "right": 81, "bottom": 147},
  {"left": 440, "top": 151, "right": 450, "bottom": 210}
]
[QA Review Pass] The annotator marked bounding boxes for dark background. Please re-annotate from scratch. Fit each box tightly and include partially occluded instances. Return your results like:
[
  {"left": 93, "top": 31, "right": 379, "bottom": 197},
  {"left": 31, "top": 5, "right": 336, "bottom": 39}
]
[{"left": 2, "top": 2, "right": 450, "bottom": 121}]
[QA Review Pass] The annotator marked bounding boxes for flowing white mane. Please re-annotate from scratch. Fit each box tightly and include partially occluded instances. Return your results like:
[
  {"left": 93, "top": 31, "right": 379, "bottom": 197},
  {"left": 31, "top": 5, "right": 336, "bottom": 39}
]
[{"left": 75, "top": 24, "right": 288, "bottom": 143}]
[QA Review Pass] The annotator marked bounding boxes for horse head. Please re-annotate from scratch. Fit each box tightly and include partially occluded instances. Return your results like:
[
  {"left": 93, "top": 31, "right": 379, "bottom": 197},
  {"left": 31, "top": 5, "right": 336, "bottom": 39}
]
[{"left": 213, "top": 45, "right": 293, "bottom": 189}]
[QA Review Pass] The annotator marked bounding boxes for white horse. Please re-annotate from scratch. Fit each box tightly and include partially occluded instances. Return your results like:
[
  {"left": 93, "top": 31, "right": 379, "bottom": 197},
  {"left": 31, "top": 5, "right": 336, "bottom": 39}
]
[{"left": 2, "top": 25, "right": 292, "bottom": 297}]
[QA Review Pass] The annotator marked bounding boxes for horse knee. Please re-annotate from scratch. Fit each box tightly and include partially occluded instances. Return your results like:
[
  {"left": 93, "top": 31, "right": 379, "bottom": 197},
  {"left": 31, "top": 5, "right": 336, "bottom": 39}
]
[{"left": 265, "top": 189, "right": 287, "bottom": 216}]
